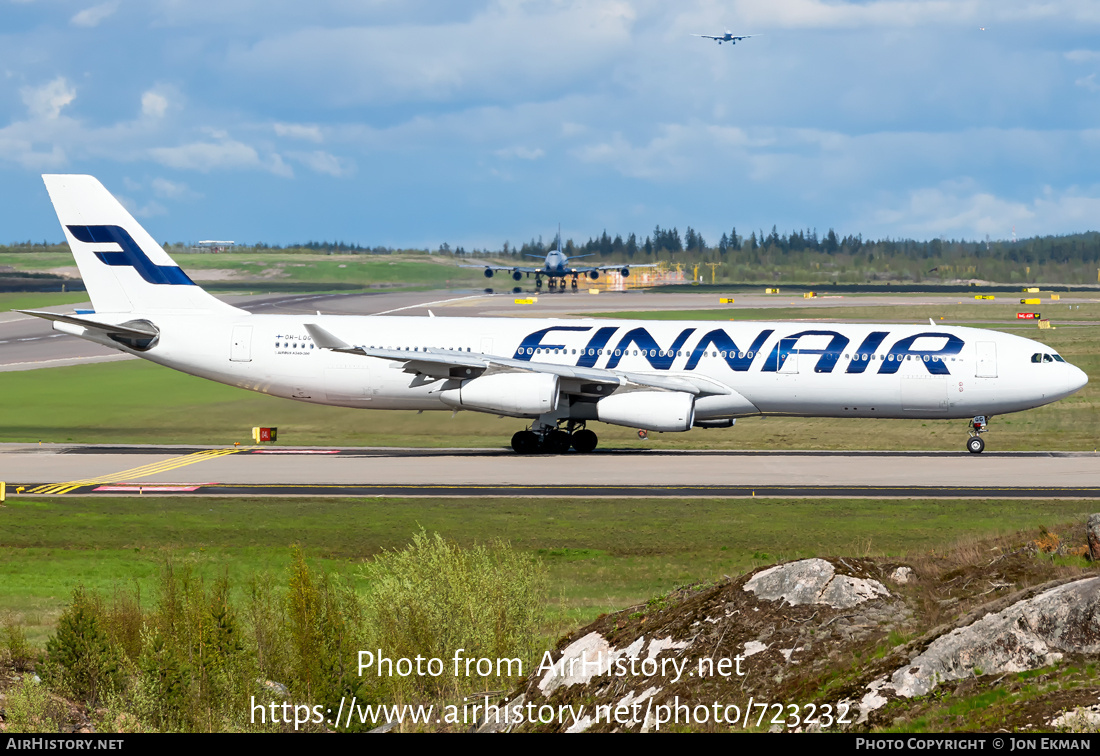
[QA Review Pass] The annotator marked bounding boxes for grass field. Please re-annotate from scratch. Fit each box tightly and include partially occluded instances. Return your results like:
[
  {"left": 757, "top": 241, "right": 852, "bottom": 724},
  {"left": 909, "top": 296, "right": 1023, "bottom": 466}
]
[
  {"left": 0, "top": 292, "right": 91, "bottom": 312},
  {"left": 0, "top": 495, "right": 1091, "bottom": 646},
  {"left": 589, "top": 300, "right": 1100, "bottom": 323},
  {"left": 0, "top": 251, "right": 488, "bottom": 289}
]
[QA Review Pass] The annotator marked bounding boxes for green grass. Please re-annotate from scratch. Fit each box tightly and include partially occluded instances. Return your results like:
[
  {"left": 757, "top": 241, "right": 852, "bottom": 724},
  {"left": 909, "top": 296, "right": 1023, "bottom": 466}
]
[
  {"left": 0, "top": 251, "right": 489, "bottom": 290},
  {"left": 588, "top": 300, "right": 1100, "bottom": 323},
  {"left": 0, "top": 495, "right": 1091, "bottom": 646},
  {"left": 0, "top": 292, "right": 91, "bottom": 312},
  {"left": 0, "top": 253, "right": 73, "bottom": 271}
]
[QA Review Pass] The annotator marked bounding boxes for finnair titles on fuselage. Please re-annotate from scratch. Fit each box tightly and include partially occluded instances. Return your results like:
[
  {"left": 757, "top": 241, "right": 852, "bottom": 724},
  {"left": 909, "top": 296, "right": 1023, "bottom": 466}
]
[{"left": 26, "top": 175, "right": 1088, "bottom": 455}]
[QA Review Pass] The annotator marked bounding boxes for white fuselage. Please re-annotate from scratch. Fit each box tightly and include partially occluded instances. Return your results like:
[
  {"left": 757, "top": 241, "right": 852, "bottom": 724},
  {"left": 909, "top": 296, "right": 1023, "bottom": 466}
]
[{"left": 71, "top": 312, "right": 1087, "bottom": 423}]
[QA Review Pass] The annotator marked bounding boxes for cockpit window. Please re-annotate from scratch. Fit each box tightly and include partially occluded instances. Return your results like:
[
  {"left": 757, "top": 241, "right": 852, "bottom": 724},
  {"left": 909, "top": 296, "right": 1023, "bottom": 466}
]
[
  {"left": 1031, "top": 353, "right": 1042, "bottom": 363},
  {"left": 1043, "top": 354, "right": 1054, "bottom": 363},
  {"left": 1052, "top": 354, "right": 1065, "bottom": 362}
]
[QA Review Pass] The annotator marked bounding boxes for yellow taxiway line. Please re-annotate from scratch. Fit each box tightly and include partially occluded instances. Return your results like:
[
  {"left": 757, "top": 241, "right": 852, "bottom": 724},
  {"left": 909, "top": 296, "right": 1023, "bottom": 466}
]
[{"left": 27, "top": 448, "right": 241, "bottom": 495}]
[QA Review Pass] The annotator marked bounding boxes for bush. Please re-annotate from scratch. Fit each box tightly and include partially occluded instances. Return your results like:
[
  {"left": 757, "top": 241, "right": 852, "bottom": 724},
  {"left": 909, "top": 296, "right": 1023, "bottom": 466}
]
[
  {"left": 285, "top": 547, "right": 369, "bottom": 720},
  {"left": 5, "top": 675, "right": 64, "bottom": 733},
  {"left": 137, "top": 562, "right": 255, "bottom": 731},
  {"left": 3, "top": 616, "right": 34, "bottom": 672},
  {"left": 43, "top": 587, "right": 121, "bottom": 706},
  {"left": 360, "top": 530, "right": 549, "bottom": 701}
]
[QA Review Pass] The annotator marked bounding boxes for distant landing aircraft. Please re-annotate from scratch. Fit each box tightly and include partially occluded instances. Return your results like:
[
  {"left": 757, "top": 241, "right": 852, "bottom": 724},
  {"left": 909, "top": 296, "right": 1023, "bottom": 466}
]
[{"left": 693, "top": 30, "right": 753, "bottom": 45}]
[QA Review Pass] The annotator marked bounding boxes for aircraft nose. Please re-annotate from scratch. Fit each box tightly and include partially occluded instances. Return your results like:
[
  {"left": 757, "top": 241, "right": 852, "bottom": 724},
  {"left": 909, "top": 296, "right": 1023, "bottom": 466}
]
[
  {"left": 1053, "top": 362, "right": 1089, "bottom": 400},
  {"left": 1069, "top": 364, "right": 1089, "bottom": 393}
]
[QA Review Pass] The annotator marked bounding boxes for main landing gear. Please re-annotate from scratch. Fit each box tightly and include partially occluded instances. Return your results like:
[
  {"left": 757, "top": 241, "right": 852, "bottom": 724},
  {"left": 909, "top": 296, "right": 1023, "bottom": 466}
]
[
  {"left": 966, "top": 415, "right": 988, "bottom": 454},
  {"left": 511, "top": 421, "right": 598, "bottom": 454}
]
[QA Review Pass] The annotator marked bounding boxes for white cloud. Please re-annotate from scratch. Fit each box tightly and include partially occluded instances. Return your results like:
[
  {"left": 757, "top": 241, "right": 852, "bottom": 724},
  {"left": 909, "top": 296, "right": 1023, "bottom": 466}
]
[
  {"left": 573, "top": 122, "right": 763, "bottom": 180},
  {"left": 226, "top": 0, "right": 637, "bottom": 105},
  {"left": 71, "top": 1, "right": 120, "bottom": 28},
  {"left": 710, "top": 0, "right": 1100, "bottom": 30},
  {"left": 864, "top": 181, "right": 1100, "bottom": 239},
  {"left": 151, "top": 177, "right": 199, "bottom": 199},
  {"left": 870, "top": 180, "right": 1033, "bottom": 237},
  {"left": 21, "top": 78, "right": 76, "bottom": 120},
  {"left": 1065, "top": 49, "right": 1100, "bottom": 63},
  {"left": 149, "top": 139, "right": 293, "bottom": 176},
  {"left": 0, "top": 136, "right": 67, "bottom": 169},
  {"left": 494, "top": 146, "right": 545, "bottom": 160},
  {"left": 274, "top": 122, "right": 324, "bottom": 143},
  {"left": 141, "top": 91, "right": 169, "bottom": 118},
  {"left": 117, "top": 194, "right": 168, "bottom": 218},
  {"left": 1075, "top": 74, "right": 1100, "bottom": 92},
  {"left": 287, "top": 150, "right": 355, "bottom": 177}
]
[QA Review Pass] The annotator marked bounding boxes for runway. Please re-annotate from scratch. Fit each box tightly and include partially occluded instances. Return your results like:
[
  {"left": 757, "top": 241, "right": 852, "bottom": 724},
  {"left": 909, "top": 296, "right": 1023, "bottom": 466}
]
[{"left": 4, "top": 444, "right": 1098, "bottom": 498}]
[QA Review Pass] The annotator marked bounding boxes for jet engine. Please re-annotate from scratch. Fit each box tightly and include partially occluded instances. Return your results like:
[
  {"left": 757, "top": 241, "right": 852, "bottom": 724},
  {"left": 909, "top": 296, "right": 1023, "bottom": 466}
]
[
  {"left": 440, "top": 372, "right": 559, "bottom": 416},
  {"left": 596, "top": 390, "right": 695, "bottom": 432}
]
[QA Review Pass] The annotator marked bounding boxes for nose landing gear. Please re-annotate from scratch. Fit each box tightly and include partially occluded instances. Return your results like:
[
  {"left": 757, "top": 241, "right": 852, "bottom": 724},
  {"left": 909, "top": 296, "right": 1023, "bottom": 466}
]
[{"left": 966, "top": 416, "right": 988, "bottom": 454}]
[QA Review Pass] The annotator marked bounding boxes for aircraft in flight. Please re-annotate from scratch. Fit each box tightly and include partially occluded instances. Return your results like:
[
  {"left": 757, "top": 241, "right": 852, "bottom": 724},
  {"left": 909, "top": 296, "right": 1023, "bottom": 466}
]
[
  {"left": 693, "top": 30, "right": 754, "bottom": 45},
  {"left": 463, "top": 232, "right": 655, "bottom": 292},
  {"left": 25, "top": 175, "right": 1088, "bottom": 455}
]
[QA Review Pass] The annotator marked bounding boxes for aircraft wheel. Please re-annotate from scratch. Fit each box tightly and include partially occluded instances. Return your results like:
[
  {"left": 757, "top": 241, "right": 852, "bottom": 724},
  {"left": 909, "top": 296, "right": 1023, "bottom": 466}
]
[
  {"left": 572, "top": 429, "right": 598, "bottom": 453},
  {"left": 546, "top": 430, "right": 572, "bottom": 454},
  {"left": 511, "top": 430, "right": 538, "bottom": 454},
  {"left": 966, "top": 436, "right": 985, "bottom": 454}
]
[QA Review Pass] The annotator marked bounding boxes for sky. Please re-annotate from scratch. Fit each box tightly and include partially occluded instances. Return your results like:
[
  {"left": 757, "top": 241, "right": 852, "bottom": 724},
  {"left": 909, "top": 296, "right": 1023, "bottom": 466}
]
[{"left": 2, "top": 0, "right": 1100, "bottom": 249}]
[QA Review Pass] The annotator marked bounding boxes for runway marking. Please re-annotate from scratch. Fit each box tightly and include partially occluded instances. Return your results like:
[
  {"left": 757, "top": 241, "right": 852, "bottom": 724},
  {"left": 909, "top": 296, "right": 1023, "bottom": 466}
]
[
  {"left": 250, "top": 449, "right": 339, "bottom": 454},
  {"left": 28, "top": 448, "right": 240, "bottom": 495},
  {"left": 371, "top": 293, "right": 500, "bottom": 316},
  {"left": 93, "top": 485, "right": 202, "bottom": 492},
  {"left": 0, "top": 353, "right": 135, "bottom": 373}
]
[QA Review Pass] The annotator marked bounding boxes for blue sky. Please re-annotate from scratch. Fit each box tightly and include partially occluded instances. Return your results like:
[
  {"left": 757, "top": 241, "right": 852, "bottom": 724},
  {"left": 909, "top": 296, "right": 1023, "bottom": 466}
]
[{"left": 2, "top": 0, "right": 1100, "bottom": 248}]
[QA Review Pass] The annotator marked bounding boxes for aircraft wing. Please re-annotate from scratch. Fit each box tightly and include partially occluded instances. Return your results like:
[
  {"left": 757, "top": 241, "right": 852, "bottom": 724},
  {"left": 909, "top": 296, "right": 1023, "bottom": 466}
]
[
  {"left": 304, "top": 323, "right": 730, "bottom": 397},
  {"left": 459, "top": 263, "right": 543, "bottom": 274},
  {"left": 693, "top": 34, "right": 722, "bottom": 40}
]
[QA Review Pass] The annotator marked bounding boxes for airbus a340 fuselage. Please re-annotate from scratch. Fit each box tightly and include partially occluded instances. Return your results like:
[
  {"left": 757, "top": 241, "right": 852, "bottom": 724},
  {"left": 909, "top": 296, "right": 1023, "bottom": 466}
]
[{"left": 26, "top": 175, "right": 1088, "bottom": 455}]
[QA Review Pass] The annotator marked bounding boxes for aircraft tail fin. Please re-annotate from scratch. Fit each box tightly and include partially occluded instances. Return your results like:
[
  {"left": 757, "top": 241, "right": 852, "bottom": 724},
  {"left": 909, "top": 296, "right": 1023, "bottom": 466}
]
[{"left": 41, "top": 174, "right": 239, "bottom": 315}]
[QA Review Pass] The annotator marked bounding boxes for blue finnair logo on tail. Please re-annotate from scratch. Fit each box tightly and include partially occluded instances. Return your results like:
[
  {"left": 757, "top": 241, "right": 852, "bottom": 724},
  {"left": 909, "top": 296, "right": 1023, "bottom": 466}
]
[{"left": 67, "top": 225, "right": 195, "bottom": 286}]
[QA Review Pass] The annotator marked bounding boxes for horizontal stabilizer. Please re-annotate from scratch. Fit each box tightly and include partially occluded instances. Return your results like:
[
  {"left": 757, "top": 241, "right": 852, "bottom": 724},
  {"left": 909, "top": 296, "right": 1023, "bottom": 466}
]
[{"left": 17, "top": 309, "right": 158, "bottom": 339}]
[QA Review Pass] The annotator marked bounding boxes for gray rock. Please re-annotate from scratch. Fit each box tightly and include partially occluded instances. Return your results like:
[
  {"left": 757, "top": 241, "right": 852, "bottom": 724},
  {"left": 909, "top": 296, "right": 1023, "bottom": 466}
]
[
  {"left": 858, "top": 576, "right": 1100, "bottom": 721},
  {"left": 1088, "top": 514, "right": 1100, "bottom": 561},
  {"left": 744, "top": 558, "right": 890, "bottom": 609}
]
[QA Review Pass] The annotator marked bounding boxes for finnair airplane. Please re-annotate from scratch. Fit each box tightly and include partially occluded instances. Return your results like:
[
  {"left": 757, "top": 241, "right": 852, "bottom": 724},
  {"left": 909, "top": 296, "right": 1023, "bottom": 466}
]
[{"left": 24, "top": 175, "right": 1087, "bottom": 455}]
